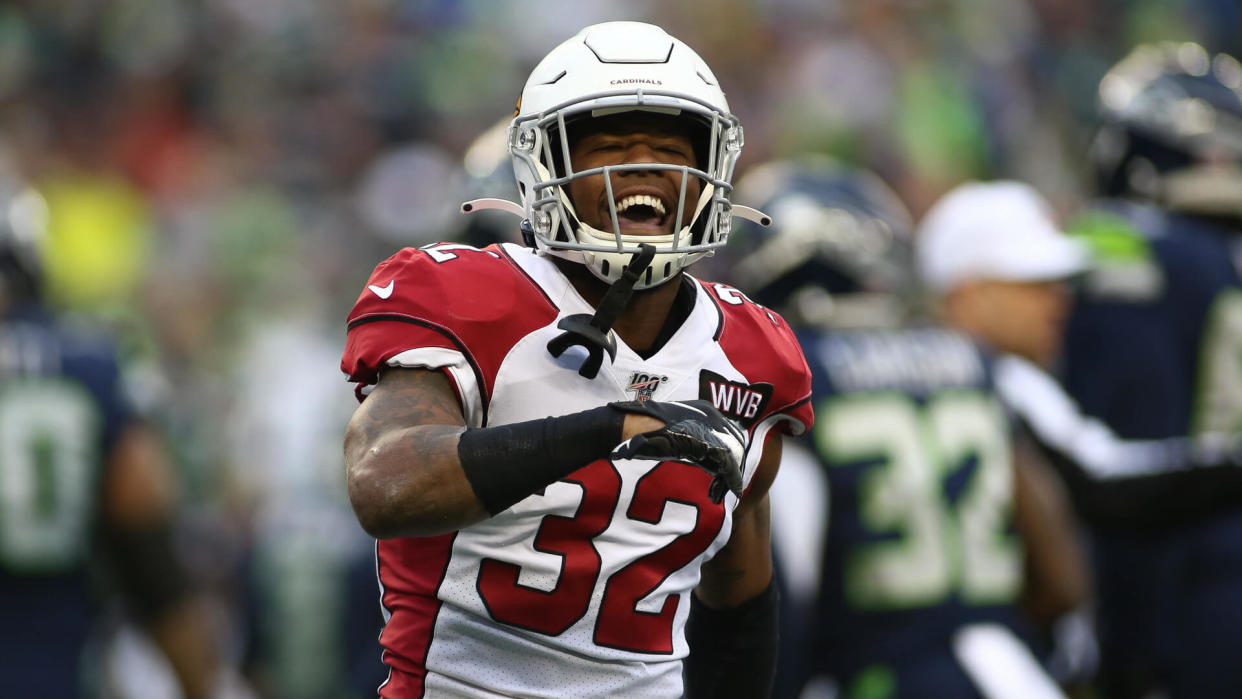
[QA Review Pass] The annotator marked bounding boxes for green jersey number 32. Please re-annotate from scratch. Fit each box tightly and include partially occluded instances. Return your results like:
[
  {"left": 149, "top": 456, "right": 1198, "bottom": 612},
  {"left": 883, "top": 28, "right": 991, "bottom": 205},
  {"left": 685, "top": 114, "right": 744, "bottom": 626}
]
[{"left": 818, "top": 390, "right": 1021, "bottom": 611}]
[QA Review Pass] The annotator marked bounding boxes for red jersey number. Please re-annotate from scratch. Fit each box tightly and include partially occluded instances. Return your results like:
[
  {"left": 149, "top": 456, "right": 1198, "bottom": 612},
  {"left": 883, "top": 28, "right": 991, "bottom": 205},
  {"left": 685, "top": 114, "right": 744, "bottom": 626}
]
[
  {"left": 477, "top": 460, "right": 725, "bottom": 655},
  {"left": 477, "top": 464, "right": 619, "bottom": 634}
]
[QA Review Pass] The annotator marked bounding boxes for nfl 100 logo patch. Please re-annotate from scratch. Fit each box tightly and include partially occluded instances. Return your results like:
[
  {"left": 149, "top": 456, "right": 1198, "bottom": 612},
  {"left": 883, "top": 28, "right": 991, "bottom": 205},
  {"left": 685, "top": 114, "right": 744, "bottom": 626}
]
[{"left": 626, "top": 372, "right": 668, "bottom": 402}]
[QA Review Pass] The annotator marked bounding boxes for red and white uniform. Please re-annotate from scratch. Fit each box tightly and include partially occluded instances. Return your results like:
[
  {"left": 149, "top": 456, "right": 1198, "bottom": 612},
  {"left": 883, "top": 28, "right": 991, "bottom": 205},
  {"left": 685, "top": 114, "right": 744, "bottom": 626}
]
[{"left": 342, "top": 243, "right": 813, "bottom": 698}]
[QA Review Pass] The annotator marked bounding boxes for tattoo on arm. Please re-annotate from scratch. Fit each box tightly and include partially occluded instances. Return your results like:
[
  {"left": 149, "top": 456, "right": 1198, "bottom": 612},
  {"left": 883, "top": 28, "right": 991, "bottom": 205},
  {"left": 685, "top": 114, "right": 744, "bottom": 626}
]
[
  {"left": 367, "top": 367, "right": 464, "bottom": 430},
  {"left": 347, "top": 369, "right": 465, "bottom": 460},
  {"left": 698, "top": 492, "right": 774, "bottom": 607},
  {"left": 345, "top": 367, "right": 481, "bottom": 538}
]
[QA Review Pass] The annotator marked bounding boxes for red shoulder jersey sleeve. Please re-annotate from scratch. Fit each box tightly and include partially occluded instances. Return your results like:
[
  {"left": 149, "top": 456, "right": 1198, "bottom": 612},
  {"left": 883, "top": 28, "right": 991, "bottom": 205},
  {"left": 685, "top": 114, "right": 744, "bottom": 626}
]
[
  {"left": 341, "top": 244, "right": 558, "bottom": 410},
  {"left": 703, "top": 280, "right": 815, "bottom": 435}
]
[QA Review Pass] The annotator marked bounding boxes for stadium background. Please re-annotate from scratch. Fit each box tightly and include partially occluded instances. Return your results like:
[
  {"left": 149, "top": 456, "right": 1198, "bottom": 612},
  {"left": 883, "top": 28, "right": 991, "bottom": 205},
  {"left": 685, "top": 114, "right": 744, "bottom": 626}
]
[{"left": 2, "top": 1, "right": 1238, "bottom": 697}]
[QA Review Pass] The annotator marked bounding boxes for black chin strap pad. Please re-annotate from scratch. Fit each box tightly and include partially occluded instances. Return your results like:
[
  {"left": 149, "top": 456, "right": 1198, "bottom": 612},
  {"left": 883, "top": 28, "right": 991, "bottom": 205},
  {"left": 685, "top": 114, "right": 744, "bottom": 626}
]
[
  {"left": 547, "top": 243, "right": 657, "bottom": 379},
  {"left": 546, "top": 314, "right": 616, "bottom": 379}
]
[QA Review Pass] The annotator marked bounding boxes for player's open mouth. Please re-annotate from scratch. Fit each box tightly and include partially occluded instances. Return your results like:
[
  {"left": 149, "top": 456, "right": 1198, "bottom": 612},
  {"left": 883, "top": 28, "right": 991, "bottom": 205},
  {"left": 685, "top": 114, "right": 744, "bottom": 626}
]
[{"left": 610, "top": 193, "right": 670, "bottom": 234}]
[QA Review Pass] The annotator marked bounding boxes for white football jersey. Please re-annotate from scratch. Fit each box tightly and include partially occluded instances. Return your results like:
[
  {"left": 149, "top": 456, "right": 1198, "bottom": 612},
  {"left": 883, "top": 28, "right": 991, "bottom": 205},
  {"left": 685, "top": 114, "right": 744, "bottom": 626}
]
[{"left": 343, "top": 243, "right": 813, "bottom": 698}]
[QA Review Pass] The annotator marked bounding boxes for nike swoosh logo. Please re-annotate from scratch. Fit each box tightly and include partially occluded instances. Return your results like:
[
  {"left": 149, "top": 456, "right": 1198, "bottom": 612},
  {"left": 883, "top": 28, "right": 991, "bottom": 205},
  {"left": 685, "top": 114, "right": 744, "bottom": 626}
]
[{"left": 368, "top": 281, "right": 395, "bottom": 299}]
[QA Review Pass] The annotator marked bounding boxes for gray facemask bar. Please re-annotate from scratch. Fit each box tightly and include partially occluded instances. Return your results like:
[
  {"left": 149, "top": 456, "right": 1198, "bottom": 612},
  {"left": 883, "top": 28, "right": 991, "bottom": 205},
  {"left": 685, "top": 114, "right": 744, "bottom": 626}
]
[{"left": 511, "top": 88, "right": 743, "bottom": 256}]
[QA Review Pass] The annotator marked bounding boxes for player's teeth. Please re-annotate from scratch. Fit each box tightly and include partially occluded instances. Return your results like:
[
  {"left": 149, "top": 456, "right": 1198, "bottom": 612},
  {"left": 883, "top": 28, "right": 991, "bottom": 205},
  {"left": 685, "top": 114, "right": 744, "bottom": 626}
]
[{"left": 616, "top": 195, "right": 667, "bottom": 215}]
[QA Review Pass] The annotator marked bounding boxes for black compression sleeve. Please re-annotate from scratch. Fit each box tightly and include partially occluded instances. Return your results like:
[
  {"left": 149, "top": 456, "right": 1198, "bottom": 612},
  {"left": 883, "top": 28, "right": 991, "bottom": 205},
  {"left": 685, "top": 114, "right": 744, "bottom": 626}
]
[
  {"left": 1044, "top": 445, "right": 1242, "bottom": 531},
  {"left": 1020, "top": 423, "right": 1242, "bottom": 531},
  {"left": 684, "top": 581, "right": 780, "bottom": 699},
  {"left": 457, "top": 405, "right": 626, "bottom": 515}
]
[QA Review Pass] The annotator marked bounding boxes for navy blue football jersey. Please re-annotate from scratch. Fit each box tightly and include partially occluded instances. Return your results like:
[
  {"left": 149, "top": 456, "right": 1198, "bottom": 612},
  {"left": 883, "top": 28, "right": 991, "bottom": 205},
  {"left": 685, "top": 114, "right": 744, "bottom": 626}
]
[
  {"left": 0, "top": 303, "right": 132, "bottom": 697},
  {"left": 772, "top": 325, "right": 1032, "bottom": 698},
  {"left": 1058, "top": 202, "right": 1242, "bottom": 699},
  {"left": 1063, "top": 202, "right": 1242, "bottom": 441}
]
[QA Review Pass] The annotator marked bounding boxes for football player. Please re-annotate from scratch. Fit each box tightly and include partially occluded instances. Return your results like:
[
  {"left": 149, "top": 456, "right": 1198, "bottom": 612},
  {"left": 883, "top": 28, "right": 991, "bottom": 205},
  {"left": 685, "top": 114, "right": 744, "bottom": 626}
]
[
  {"left": 730, "top": 158, "right": 1085, "bottom": 699},
  {"left": 0, "top": 178, "right": 224, "bottom": 697},
  {"left": 916, "top": 171, "right": 1242, "bottom": 699},
  {"left": 1064, "top": 42, "right": 1242, "bottom": 699},
  {"left": 341, "top": 22, "right": 813, "bottom": 698}
]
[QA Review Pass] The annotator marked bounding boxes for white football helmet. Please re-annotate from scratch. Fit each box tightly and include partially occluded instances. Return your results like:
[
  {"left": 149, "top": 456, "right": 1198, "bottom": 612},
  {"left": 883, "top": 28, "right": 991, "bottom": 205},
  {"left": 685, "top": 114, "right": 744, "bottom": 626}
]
[{"left": 507, "top": 21, "right": 757, "bottom": 289}]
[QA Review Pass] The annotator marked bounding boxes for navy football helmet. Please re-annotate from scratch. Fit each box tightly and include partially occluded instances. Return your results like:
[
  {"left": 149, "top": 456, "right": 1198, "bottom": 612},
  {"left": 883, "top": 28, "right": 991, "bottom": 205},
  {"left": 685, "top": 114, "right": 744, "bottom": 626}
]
[
  {"left": 0, "top": 180, "right": 48, "bottom": 303},
  {"left": 1090, "top": 42, "right": 1242, "bottom": 219},
  {"left": 728, "top": 156, "right": 916, "bottom": 328},
  {"left": 458, "top": 117, "right": 525, "bottom": 247}
]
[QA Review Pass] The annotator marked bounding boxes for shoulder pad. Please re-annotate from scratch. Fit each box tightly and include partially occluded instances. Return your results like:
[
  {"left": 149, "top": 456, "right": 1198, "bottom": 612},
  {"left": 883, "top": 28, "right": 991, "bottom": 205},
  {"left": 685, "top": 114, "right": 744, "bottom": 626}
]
[
  {"left": 342, "top": 243, "right": 558, "bottom": 390},
  {"left": 1065, "top": 208, "right": 1153, "bottom": 265},
  {"left": 701, "top": 280, "right": 814, "bottom": 434}
]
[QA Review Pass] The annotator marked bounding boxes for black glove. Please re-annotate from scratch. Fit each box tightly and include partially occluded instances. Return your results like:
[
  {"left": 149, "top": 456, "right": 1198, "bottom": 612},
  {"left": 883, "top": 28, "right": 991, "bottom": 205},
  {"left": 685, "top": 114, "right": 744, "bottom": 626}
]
[{"left": 609, "top": 400, "right": 747, "bottom": 504}]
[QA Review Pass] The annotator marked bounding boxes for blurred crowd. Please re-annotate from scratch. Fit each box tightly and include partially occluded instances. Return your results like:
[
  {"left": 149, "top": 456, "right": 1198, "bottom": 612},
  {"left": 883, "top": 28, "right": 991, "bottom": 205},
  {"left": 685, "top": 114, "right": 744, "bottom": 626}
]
[{"left": 2, "top": 0, "right": 1240, "bottom": 697}]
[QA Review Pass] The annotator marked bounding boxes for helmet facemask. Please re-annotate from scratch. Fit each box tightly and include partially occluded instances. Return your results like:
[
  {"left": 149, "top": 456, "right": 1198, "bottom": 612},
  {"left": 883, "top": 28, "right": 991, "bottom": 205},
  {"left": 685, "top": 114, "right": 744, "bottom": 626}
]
[
  {"left": 483, "top": 21, "right": 771, "bottom": 378},
  {"left": 511, "top": 92, "right": 744, "bottom": 290}
]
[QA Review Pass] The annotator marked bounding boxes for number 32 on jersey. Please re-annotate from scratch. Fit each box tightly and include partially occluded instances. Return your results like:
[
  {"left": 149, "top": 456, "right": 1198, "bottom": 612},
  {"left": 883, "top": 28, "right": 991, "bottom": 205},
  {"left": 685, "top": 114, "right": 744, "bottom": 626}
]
[
  {"left": 820, "top": 391, "right": 1020, "bottom": 610},
  {"left": 477, "top": 459, "right": 723, "bottom": 655}
]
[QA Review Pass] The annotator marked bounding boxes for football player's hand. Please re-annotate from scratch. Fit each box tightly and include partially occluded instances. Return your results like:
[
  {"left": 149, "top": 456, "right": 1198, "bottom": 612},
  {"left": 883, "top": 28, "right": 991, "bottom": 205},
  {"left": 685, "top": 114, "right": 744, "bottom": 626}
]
[{"left": 608, "top": 400, "right": 747, "bottom": 504}]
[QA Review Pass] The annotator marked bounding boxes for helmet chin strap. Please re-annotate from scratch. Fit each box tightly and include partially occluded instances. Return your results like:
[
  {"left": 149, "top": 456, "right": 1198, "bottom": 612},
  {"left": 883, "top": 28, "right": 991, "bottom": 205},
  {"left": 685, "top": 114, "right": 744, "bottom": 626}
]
[{"left": 546, "top": 243, "right": 657, "bottom": 379}]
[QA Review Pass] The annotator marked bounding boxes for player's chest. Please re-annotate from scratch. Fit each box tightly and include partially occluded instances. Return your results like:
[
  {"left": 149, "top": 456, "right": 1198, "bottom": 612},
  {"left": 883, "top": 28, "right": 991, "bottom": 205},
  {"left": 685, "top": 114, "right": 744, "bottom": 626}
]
[{"left": 487, "top": 324, "right": 771, "bottom": 429}]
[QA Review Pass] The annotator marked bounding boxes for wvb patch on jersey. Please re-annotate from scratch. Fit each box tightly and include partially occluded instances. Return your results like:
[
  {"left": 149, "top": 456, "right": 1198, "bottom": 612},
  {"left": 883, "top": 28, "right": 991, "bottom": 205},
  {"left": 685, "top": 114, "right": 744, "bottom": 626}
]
[
  {"left": 700, "top": 370, "right": 773, "bottom": 428},
  {"left": 626, "top": 372, "right": 668, "bottom": 402}
]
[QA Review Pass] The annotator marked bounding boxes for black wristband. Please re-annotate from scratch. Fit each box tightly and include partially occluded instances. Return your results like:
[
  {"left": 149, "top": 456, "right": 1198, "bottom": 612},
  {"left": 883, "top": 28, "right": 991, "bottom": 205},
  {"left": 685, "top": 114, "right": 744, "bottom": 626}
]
[
  {"left": 684, "top": 581, "right": 780, "bottom": 699},
  {"left": 457, "top": 405, "right": 626, "bottom": 515}
]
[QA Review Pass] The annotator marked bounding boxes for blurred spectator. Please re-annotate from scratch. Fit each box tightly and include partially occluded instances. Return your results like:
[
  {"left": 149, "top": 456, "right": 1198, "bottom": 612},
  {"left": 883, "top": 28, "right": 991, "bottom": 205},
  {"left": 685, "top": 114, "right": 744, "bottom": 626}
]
[{"left": 916, "top": 181, "right": 1087, "bottom": 370}]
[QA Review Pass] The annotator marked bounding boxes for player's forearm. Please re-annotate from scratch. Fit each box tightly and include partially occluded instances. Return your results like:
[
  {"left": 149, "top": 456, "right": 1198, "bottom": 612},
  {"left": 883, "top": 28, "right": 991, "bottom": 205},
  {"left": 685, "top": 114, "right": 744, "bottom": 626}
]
[
  {"left": 686, "top": 503, "right": 778, "bottom": 698},
  {"left": 146, "top": 597, "right": 221, "bottom": 699},
  {"left": 346, "top": 410, "right": 662, "bottom": 539},
  {"left": 696, "top": 444, "right": 781, "bottom": 606},
  {"left": 1013, "top": 442, "right": 1089, "bottom": 624},
  {"left": 346, "top": 423, "right": 486, "bottom": 538},
  {"left": 685, "top": 580, "right": 779, "bottom": 699}
]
